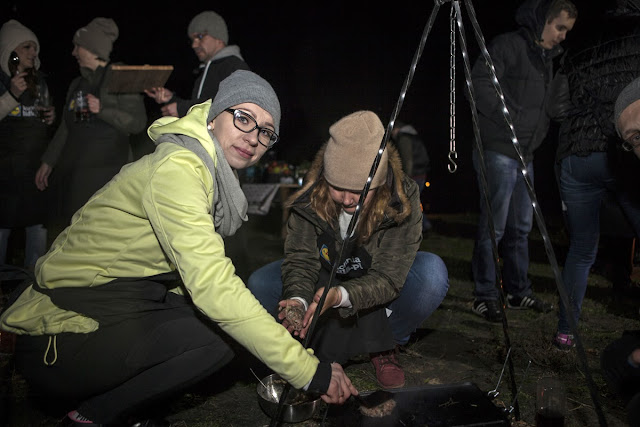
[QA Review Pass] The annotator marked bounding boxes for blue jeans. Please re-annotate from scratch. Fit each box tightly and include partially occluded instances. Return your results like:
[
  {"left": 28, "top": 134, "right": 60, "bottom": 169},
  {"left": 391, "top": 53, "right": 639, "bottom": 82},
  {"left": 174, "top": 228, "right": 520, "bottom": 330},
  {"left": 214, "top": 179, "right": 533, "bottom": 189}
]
[
  {"left": 557, "top": 153, "right": 640, "bottom": 334},
  {"left": 0, "top": 224, "right": 47, "bottom": 269},
  {"left": 471, "top": 150, "right": 534, "bottom": 300},
  {"left": 246, "top": 251, "right": 449, "bottom": 346}
]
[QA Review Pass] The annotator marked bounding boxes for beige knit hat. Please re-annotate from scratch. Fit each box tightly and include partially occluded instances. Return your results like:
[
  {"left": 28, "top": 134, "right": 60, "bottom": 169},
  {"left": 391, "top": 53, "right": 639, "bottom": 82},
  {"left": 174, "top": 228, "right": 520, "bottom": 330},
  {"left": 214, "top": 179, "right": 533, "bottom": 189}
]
[
  {"left": 73, "top": 17, "right": 118, "bottom": 61},
  {"left": 323, "top": 110, "right": 388, "bottom": 190}
]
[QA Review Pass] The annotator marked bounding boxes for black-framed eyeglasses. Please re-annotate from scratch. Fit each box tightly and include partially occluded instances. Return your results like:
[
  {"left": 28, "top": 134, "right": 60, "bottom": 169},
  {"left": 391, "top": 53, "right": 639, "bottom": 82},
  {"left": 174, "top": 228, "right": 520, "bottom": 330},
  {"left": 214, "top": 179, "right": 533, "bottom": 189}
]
[
  {"left": 622, "top": 131, "right": 640, "bottom": 152},
  {"left": 225, "top": 109, "right": 279, "bottom": 148}
]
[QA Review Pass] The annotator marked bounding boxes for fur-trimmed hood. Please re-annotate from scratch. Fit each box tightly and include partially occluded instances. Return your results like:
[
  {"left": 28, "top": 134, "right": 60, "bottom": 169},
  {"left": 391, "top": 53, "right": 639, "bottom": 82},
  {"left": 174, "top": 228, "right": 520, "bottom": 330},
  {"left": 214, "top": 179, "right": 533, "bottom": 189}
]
[{"left": 288, "top": 141, "right": 413, "bottom": 225}]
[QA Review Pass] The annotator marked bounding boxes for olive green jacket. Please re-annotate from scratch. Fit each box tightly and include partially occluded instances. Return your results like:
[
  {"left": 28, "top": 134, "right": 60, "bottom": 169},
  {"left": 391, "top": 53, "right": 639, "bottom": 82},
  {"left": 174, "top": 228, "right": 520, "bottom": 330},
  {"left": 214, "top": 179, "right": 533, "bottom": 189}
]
[{"left": 281, "top": 143, "right": 423, "bottom": 317}]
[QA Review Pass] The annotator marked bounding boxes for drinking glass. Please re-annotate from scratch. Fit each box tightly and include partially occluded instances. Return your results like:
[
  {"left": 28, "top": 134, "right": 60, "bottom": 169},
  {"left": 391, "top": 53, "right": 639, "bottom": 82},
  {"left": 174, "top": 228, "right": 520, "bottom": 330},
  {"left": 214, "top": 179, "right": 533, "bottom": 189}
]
[
  {"left": 75, "top": 90, "right": 90, "bottom": 122},
  {"left": 35, "top": 86, "right": 51, "bottom": 121}
]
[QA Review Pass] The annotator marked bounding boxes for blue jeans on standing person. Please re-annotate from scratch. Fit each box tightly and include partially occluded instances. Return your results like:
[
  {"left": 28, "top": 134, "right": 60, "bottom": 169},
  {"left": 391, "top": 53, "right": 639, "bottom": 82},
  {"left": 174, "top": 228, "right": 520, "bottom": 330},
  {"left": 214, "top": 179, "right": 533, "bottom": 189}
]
[
  {"left": 557, "top": 152, "right": 640, "bottom": 335},
  {"left": 471, "top": 149, "right": 534, "bottom": 300},
  {"left": 246, "top": 252, "right": 449, "bottom": 346},
  {"left": 0, "top": 224, "right": 47, "bottom": 269}
]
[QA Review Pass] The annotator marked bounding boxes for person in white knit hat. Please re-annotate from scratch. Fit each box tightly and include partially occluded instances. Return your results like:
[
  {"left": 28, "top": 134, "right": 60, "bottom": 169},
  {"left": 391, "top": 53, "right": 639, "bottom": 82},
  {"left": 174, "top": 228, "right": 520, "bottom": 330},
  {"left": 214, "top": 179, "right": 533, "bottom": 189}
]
[
  {"left": 0, "top": 19, "right": 55, "bottom": 269},
  {"left": 247, "top": 110, "right": 449, "bottom": 390}
]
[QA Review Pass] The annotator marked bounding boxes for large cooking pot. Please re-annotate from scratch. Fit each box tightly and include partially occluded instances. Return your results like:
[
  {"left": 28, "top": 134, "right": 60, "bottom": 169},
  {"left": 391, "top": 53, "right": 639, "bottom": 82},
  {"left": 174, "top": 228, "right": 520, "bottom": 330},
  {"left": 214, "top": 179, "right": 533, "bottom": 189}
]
[{"left": 256, "top": 373, "right": 323, "bottom": 423}]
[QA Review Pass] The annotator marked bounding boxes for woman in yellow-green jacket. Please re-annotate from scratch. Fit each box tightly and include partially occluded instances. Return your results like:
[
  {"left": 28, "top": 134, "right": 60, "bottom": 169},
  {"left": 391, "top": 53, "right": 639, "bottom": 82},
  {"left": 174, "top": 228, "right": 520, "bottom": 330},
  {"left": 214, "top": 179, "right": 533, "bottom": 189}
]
[{"left": 0, "top": 70, "right": 357, "bottom": 427}]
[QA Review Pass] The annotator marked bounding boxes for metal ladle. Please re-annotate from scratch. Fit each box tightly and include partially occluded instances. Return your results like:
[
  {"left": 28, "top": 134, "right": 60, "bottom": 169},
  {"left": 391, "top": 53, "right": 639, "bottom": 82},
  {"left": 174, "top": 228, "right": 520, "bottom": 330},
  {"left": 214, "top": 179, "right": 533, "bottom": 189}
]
[{"left": 251, "top": 368, "right": 279, "bottom": 402}]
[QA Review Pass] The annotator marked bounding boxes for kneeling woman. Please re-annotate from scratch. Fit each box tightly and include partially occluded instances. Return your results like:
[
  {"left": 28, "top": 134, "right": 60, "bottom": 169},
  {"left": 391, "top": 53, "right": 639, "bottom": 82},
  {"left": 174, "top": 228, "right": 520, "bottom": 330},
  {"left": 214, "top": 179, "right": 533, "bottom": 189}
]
[{"left": 248, "top": 110, "right": 449, "bottom": 389}]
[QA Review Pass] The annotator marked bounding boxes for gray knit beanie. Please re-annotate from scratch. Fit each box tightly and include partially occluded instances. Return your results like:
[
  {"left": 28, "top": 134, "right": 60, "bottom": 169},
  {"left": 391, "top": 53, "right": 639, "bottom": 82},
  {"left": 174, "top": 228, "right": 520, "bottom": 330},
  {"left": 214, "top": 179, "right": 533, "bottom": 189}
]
[
  {"left": 73, "top": 17, "right": 118, "bottom": 61},
  {"left": 614, "top": 77, "right": 640, "bottom": 135},
  {"left": 188, "top": 11, "right": 228, "bottom": 44},
  {"left": 324, "top": 111, "right": 388, "bottom": 191},
  {"left": 207, "top": 70, "right": 281, "bottom": 133}
]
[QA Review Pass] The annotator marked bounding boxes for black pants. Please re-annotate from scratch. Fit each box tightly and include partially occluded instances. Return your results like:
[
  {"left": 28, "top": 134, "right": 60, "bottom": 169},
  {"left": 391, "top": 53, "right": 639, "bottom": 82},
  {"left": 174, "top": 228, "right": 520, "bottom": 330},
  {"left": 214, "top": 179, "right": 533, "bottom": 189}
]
[
  {"left": 14, "top": 296, "right": 234, "bottom": 423},
  {"left": 601, "top": 330, "right": 640, "bottom": 426}
]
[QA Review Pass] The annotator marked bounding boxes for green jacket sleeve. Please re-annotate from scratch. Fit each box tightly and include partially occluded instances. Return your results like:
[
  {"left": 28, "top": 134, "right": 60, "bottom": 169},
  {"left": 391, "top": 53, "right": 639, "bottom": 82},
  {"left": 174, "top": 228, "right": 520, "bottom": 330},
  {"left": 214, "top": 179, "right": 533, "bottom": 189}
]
[{"left": 143, "top": 151, "right": 319, "bottom": 389}]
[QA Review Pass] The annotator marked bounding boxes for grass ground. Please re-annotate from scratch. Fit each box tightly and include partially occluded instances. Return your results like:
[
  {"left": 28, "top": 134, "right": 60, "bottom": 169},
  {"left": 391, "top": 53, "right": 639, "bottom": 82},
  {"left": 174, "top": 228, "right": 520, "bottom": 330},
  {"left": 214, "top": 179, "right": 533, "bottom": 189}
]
[{"left": 1, "top": 209, "right": 638, "bottom": 426}]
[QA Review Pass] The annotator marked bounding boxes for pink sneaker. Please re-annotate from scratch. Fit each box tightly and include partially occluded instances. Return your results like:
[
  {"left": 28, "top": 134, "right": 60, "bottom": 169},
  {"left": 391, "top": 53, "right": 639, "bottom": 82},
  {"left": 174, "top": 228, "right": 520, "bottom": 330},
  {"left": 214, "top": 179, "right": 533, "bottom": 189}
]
[
  {"left": 553, "top": 332, "right": 575, "bottom": 351},
  {"left": 370, "top": 349, "right": 405, "bottom": 389}
]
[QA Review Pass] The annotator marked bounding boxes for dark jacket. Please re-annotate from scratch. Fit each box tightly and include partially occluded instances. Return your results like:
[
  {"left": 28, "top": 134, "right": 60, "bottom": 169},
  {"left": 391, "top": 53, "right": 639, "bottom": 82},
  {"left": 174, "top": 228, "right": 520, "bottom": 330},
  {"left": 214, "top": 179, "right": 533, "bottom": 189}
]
[
  {"left": 175, "top": 47, "right": 250, "bottom": 117},
  {"left": 470, "top": 0, "right": 563, "bottom": 162},
  {"left": 551, "top": 13, "right": 640, "bottom": 161},
  {"left": 42, "top": 63, "right": 147, "bottom": 226},
  {"left": 0, "top": 70, "right": 51, "bottom": 227}
]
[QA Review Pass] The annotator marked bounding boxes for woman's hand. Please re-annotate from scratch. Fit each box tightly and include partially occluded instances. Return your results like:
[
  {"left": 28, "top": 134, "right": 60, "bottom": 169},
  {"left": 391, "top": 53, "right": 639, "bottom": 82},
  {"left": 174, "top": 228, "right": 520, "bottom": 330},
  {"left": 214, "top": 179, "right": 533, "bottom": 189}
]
[
  {"left": 306, "top": 286, "right": 341, "bottom": 318},
  {"left": 35, "top": 162, "right": 52, "bottom": 191},
  {"left": 41, "top": 105, "right": 55, "bottom": 125},
  {"left": 10, "top": 71, "right": 27, "bottom": 98},
  {"left": 277, "top": 299, "right": 307, "bottom": 337},
  {"left": 320, "top": 362, "right": 358, "bottom": 404},
  {"left": 144, "top": 87, "right": 172, "bottom": 104},
  {"left": 86, "top": 93, "right": 100, "bottom": 114}
]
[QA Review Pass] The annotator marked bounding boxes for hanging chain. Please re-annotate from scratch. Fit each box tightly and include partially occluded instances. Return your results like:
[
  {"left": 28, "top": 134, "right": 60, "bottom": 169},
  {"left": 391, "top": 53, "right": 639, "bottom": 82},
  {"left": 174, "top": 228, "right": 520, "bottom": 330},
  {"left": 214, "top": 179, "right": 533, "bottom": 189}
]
[{"left": 448, "top": 2, "right": 458, "bottom": 173}]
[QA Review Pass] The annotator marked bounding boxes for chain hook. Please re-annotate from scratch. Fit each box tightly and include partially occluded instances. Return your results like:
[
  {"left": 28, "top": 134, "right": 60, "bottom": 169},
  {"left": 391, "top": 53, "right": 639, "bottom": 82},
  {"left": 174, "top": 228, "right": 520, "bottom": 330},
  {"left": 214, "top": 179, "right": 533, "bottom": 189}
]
[{"left": 448, "top": 150, "right": 458, "bottom": 173}]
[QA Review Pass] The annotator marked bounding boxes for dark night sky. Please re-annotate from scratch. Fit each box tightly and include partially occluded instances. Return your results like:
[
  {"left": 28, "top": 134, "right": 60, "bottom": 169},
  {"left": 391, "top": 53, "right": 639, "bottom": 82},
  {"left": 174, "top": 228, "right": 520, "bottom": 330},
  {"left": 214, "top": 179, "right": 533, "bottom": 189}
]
[{"left": 2, "top": 1, "right": 606, "bottom": 214}]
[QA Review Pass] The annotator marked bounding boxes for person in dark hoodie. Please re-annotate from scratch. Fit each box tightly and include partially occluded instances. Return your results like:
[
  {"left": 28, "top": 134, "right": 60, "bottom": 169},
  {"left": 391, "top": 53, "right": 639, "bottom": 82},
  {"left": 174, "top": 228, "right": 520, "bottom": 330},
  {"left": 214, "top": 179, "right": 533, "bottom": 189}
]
[
  {"left": 145, "top": 10, "right": 250, "bottom": 118},
  {"left": 247, "top": 111, "right": 449, "bottom": 390},
  {"left": 470, "top": 0, "right": 577, "bottom": 323},
  {"left": 547, "top": 0, "right": 640, "bottom": 350}
]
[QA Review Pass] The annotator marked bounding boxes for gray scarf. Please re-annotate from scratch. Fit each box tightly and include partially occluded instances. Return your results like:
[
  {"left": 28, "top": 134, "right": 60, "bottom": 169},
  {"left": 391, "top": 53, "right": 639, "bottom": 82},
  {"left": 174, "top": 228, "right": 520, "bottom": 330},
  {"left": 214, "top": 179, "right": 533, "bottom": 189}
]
[{"left": 155, "top": 132, "right": 248, "bottom": 237}]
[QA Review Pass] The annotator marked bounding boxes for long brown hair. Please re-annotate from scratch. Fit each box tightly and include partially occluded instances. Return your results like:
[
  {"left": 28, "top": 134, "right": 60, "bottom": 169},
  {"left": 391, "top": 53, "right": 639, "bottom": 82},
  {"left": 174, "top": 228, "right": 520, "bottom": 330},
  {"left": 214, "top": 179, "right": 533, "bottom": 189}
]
[{"left": 310, "top": 176, "right": 391, "bottom": 244}]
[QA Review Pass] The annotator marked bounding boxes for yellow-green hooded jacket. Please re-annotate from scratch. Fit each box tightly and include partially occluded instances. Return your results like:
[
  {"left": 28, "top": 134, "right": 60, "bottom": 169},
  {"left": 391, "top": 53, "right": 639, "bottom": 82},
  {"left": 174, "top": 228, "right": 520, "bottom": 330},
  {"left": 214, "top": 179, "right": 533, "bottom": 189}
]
[{"left": 0, "top": 100, "right": 319, "bottom": 389}]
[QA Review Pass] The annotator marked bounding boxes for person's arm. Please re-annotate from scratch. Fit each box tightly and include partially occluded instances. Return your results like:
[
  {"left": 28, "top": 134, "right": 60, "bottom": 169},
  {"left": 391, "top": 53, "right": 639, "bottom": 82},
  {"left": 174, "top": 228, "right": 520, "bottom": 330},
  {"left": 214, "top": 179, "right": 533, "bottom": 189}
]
[
  {"left": 40, "top": 118, "right": 69, "bottom": 168},
  {"left": 142, "top": 150, "right": 330, "bottom": 390},
  {"left": 470, "top": 34, "right": 514, "bottom": 118},
  {"left": 280, "top": 208, "right": 323, "bottom": 304},
  {"left": 546, "top": 69, "right": 571, "bottom": 121},
  {"left": 0, "top": 90, "right": 18, "bottom": 119},
  {"left": 341, "top": 180, "right": 423, "bottom": 314}
]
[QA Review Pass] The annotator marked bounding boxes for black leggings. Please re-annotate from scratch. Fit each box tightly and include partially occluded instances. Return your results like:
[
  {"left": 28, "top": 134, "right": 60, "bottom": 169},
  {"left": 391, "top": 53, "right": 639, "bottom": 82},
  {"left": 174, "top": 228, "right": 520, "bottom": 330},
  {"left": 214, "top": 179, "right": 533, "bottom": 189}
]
[{"left": 15, "top": 301, "right": 234, "bottom": 423}]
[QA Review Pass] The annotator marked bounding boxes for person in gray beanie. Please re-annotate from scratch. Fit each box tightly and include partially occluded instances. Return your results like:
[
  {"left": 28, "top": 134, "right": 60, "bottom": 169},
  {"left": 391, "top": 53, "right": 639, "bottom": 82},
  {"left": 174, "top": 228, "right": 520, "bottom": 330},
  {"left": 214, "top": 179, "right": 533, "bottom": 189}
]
[
  {"left": 34, "top": 17, "right": 147, "bottom": 244},
  {"left": 1, "top": 70, "right": 357, "bottom": 427},
  {"left": 72, "top": 17, "right": 118, "bottom": 61},
  {"left": 247, "top": 110, "right": 449, "bottom": 390},
  {"left": 145, "top": 9, "right": 249, "bottom": 118}
]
